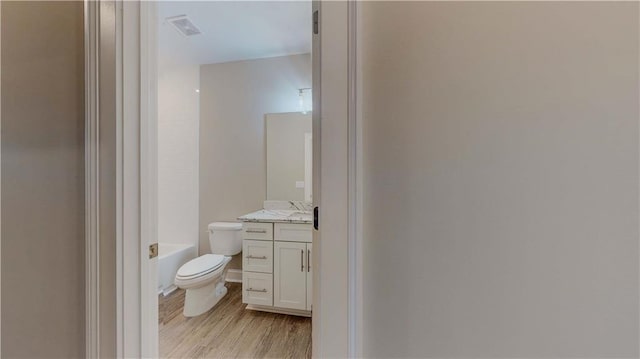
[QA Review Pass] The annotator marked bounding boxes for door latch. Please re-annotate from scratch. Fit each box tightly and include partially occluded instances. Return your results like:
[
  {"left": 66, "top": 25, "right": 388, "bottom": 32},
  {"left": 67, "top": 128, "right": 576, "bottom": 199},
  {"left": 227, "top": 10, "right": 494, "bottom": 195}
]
[
  {"left": 149, "top": 243, "right": 158, "bottom": 259},
  {"left": 313, "top": 10, "right": 319, "bottom": 35},
  {"left": 314, "top": 206, "right": 319, "bottom": 230}
]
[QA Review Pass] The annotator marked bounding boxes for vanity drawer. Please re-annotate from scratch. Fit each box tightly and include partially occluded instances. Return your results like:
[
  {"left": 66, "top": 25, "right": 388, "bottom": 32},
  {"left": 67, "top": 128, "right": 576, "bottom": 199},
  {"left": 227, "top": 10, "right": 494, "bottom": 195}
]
[
  {"left": 243, "top": 272, "right": 273, "bottom": 306},
  {"left": 274, "top": 223, "right": 313, "bottom": 243},
  {"left": 243, "top": 240, "right": 273, "bottom": 273},
  {"left": 242, "top": 223, "right": 273, "bottom": 240}
]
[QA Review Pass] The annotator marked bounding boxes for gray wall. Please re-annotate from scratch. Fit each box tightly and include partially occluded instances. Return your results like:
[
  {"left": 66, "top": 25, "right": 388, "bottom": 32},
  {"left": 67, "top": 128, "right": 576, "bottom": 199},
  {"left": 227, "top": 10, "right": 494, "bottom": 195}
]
[
  {"left": 361, "top": 2, "right": 639, "bottom": 357},
  {"left": 1, "top": 2, "right": 85, "bottom": 357},
  {"left": 199, "top": 54, "right": 311, "bottom": 254}
]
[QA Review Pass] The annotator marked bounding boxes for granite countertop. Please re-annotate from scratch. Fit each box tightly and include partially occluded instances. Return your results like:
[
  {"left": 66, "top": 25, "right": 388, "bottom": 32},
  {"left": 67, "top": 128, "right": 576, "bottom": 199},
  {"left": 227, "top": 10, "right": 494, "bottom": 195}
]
[{"left": 238, "top": 209, "right": 313, "bottom": 224}]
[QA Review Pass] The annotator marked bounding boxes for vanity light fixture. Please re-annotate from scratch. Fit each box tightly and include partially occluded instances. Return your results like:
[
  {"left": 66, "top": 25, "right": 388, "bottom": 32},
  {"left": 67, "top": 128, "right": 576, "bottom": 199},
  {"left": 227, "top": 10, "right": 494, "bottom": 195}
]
[{"left": 298, "top": 88, "right": 312, "bottom": 114}]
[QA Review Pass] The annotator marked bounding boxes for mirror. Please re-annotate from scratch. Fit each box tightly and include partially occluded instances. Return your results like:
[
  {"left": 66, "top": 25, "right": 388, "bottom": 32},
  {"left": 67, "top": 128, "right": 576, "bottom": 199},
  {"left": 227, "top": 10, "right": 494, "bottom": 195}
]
[{"left": 266, "top": 112, "right": 312, "bottom": 202}]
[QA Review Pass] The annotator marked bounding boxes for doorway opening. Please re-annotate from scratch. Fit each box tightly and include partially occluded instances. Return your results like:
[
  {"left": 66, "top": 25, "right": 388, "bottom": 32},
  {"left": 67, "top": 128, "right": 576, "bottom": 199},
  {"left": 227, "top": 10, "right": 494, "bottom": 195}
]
[{"left": 153, "top": 1, "right": 314, "bottom": 357}]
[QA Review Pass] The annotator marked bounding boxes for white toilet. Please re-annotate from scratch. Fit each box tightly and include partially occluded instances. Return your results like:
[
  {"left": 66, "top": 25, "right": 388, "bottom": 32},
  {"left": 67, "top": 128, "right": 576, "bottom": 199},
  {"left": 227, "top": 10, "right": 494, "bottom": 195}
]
[{"left": 174, "top": 222, "right": 242, "bottom": 317}]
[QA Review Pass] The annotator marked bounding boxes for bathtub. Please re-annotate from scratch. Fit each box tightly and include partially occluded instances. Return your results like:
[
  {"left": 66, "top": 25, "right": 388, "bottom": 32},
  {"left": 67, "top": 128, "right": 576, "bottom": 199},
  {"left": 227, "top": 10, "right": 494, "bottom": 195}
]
[{"left": 158, "top": 243, "right": 197, "bottom": 296}]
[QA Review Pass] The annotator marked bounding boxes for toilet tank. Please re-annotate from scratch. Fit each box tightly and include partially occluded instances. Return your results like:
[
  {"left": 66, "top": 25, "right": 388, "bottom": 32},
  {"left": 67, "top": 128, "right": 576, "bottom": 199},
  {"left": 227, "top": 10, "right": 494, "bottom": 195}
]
[{"left": 208, "top": 222, "right": 243, "bottom": 255}]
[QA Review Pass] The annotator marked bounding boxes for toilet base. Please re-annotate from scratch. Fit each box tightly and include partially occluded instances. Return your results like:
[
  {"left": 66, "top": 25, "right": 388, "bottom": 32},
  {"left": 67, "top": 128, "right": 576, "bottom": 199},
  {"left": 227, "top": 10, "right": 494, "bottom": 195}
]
[{"left": 183, "top": 279, "right": 228, "bottom": 317}]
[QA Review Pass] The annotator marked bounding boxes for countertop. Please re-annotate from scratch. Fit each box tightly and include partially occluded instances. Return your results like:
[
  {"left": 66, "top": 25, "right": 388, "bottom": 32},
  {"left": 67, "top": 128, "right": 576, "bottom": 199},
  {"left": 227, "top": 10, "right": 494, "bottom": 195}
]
[{"left": 238, "top": 209, "right": 313, "bottom": 224}]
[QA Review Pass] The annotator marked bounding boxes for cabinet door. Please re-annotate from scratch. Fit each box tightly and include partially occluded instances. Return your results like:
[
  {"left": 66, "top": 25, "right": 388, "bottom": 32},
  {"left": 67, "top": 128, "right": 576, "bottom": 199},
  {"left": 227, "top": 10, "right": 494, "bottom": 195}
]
[
  {"left": 243, "top": 272, "right": 273, "bottom": 306},
  {"left": 243, "top": 240, "right": 273, "bottom": 273},
  {"left": 274, "top": 223, "right": 312, "bottom": 243},
  {"left": 274, "top": 241, "right": 308, "bottom": 310},
  {"left": 306, "top": 243, "right": 312, "bottom": 311},
  {"left": 242, "top": 222, "right": 273, "bottom": 241}
]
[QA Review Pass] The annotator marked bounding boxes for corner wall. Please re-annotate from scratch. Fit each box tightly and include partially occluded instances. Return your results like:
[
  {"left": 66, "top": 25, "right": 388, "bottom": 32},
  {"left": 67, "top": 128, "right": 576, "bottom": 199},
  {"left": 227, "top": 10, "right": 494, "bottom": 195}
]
[{"left": 157, "top": 14, "right": 200, "bottom": 251}]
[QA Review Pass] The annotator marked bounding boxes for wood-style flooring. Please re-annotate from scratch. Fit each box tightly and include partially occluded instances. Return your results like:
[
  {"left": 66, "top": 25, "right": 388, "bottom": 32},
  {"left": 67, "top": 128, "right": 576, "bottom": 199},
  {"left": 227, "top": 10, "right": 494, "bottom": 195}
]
[{"left": 159, "top": 283, "right": 312, "bottom": 359}]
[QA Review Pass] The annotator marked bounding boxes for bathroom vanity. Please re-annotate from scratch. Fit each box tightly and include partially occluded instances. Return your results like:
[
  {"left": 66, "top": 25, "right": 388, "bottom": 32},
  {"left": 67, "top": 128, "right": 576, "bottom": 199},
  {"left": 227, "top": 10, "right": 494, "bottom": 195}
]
[
  {"left": 238, "top": 209, "right": 313, "bottom": 317},
  {"left": 237, "top": 112, "right": 314, "bottom": 317}
]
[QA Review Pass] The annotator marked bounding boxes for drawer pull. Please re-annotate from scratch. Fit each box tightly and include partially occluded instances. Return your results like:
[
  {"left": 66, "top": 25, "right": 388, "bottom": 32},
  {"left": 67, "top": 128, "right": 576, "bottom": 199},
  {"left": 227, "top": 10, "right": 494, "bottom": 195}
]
[
  {"left": 246, "top": 288, "right": 267, "bottom": 293},
  {"left": 246, "top": 229, "right": 267, "bottom": 234},
  {"left": 246, "top": 255, "right": 268, "bottom": 260}
]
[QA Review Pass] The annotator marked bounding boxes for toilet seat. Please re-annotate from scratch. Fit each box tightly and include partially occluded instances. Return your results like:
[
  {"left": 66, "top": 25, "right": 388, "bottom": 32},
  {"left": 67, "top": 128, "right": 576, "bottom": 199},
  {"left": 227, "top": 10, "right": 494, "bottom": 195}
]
[
  {"left": 174, "top": 255, "right": 232, "bottom": 291},
  {"left": 176, "top": 254, "right": 226, "bottom": 280}
]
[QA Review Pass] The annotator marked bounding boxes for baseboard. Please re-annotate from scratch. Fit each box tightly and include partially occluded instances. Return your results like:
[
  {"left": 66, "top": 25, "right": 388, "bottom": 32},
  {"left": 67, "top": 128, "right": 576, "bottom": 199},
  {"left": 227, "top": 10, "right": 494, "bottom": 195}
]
[
  {"left": 225, "top": 269, "right": 243, "bottom": 283},
  {"left": 246, "top": 304, "right": 312, "bottom": 318},
  {"left": 161, "top": 285, "right": 177, "bottom": 297}
]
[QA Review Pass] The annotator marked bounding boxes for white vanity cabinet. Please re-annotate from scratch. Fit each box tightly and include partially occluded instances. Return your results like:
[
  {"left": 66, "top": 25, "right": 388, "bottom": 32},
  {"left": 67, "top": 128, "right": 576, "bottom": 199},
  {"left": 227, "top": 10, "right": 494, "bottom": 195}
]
[{"left": 241, "top": 221, "right": 313, "bottom": 316}]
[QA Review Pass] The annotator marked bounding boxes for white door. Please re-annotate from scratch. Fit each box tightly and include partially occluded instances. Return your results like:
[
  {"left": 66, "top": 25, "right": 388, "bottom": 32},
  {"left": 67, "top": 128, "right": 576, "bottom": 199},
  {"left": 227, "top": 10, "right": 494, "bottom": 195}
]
[
  {"left": 274, "top": 241, "right": 308, "bottom": 310},
  {"left": 306, "top": 243, "right": 313, "bottom": 311}
]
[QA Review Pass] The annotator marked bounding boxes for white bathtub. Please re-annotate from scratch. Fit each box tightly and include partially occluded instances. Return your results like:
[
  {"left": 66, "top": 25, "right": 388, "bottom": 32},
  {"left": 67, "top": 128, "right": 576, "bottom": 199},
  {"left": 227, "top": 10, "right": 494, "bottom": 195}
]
[{"left": 158, "top": 243, "right": 197, "bottom": 296}]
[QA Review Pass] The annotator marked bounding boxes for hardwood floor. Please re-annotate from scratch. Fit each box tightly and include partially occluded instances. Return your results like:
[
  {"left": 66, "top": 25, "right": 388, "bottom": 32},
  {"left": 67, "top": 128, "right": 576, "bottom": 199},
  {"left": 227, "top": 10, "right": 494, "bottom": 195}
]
[{"left": 159, "top": 283, "right": 312, "bottom": 359}]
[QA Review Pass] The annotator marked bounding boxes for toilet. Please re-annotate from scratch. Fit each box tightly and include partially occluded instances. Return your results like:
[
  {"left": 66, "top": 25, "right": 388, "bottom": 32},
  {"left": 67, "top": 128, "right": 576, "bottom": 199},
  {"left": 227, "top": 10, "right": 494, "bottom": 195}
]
[{"left": 174, "top": 222, "right": 242, "bottom": 317}]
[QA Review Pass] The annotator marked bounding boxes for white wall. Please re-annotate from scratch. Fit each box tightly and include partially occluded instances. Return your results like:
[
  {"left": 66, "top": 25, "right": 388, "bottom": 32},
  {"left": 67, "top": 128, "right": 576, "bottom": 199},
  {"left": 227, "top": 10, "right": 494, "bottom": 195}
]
[
  {"left": 157, "top": 13, "right": 200, "bottom": 249},
  {"left": 360, "top": 2, "right": 639, "bottom": 358},
  {"left": 199, "top": 54, "right": 311, "bottom": 254}
]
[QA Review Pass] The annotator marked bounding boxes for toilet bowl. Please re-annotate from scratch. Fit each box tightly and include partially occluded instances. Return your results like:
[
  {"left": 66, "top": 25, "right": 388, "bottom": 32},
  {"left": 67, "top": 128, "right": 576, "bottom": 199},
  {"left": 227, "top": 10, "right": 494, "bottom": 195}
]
[{"left": 174, "top": 222, "right": 242, "bottom": 317}]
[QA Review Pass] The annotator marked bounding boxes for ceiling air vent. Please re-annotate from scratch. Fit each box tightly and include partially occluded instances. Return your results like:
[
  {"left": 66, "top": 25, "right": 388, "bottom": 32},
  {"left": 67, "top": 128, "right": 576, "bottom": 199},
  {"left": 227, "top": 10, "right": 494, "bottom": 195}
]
[{"left": 166, "top": 15, "right": 201, "bottom": 37}]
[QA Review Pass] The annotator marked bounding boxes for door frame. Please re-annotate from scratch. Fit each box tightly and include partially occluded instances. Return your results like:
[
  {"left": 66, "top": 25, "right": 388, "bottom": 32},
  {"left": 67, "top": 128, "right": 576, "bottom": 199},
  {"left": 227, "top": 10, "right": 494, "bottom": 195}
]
[
  {"left": 85, "top": 0, "right": 363, "bottom": 357},
  {"left": 84, "top": 1, "right": 98, "bottom": 357}
]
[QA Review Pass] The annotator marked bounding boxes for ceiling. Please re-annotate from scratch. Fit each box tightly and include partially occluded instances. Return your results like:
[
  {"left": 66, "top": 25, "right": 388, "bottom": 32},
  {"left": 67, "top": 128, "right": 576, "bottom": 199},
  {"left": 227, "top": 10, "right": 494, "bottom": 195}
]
[{"left": 158, "top": 1, "right": 312, "bottom": 66}]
